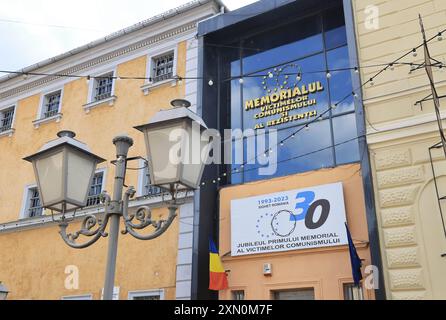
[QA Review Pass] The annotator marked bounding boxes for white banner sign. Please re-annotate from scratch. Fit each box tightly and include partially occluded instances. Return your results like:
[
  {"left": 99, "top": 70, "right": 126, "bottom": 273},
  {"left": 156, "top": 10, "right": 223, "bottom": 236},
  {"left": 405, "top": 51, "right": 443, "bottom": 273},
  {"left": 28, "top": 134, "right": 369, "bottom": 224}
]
[{"left": 231, "top": 182, "right": 348, "bottom": 256}]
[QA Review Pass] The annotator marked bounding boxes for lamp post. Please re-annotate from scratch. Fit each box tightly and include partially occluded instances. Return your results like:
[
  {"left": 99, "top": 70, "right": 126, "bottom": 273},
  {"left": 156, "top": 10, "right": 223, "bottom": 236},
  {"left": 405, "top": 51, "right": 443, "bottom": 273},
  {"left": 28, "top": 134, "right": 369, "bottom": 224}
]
[
  {"left": 0, "top": 282, "right": 9, "bottom": 300},
  {"left": 24, "top": 99, "right": 210, "bottom": 300}
]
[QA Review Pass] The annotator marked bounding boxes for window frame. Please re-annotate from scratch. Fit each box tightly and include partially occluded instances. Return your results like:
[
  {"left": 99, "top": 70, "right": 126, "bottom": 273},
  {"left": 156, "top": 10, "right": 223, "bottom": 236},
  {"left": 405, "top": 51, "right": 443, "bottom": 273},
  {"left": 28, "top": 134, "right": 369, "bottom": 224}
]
[
  {"left": 19, "top": 184, "right": 44, "bottom": 220},
  {"left": 151, "top": 51, "right": 175, "bottom": 83},
  {"left": 128, "top": 289, "right": 165, "bottom": 300},
  {"left": 141, "top": 44, "right": 178, "bottom": 95},
  {"left": 266, "top": 281, "right": 321, "bottom": 300},
  {"left": 342, "top": 282, "right": 364, "bottom": 300},
  {"left": 84, "top": 68, "right": 117, "bottom": 112},
  {"left": 231, "top": 290, "right": 245, "bottom": 300},
  {"left": 34, "top": 88, "right": 63, "bottom": 128},
  {"left": 0, "top": 104, "right": 16, "bottom": 137}
]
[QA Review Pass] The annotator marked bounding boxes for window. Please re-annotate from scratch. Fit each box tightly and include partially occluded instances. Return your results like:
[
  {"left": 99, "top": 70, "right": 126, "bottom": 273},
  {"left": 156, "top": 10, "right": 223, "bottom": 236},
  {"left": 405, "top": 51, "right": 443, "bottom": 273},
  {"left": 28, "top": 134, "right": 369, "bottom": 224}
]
[
  {"left": 227, "top": 4, "right": 359, "bottom": 184},
  {"left": 232, "top": 290, "right": 245, "bottom": 300},
  {"left": 343, "top": 283, "right": 364, "bottom": 300},
  {"left": 140, "top": 162, "right": 162, "bottom": 197},
  {"left": 86, "top": 171, "right": 104, "bottom": 207},
  {"left": 28, "top": 188, "right": 43, "bottom": 217},
  {"left": 93, "top": 73, "right": 114, "bottom": 102},
  {"left": 152, "top": 52, "right": 174, "bottom": 83},
  {"left": 128, "top": 289, "right": 164, "bottom": 300},
  {"left": 0, "top": 106, "right": 15, "bottom": 133},
  {"left": 42, "top": 90, "right": 61, "bottom": 118},
  {"left": 21, "top": 186, "right": 43, "bottom": 219},
  {"left": 273, "top": 288, "right": 315, "bottom": 300},
  {"left": 84, "top": 70, "right": 117, "bottom": 112}
]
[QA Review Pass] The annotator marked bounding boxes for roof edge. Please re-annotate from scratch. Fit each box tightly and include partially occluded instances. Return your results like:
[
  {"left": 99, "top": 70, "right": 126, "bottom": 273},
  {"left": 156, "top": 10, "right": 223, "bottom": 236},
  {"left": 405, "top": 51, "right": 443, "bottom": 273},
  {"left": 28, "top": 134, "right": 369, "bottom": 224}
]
[{"left": 0, "top": 0, "right": 227, "bottom": 85}]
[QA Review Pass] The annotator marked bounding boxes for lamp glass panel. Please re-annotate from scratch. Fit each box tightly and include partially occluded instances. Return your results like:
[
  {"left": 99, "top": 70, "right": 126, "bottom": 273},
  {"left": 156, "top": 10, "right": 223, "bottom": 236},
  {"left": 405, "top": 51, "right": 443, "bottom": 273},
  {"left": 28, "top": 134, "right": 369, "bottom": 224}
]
[
  {"left": 35, "top": 151, "right": 64, "bottom": 205},
  {"left": 66, "top": 150, "right": 96, "bottom": 205},
  {"left": 145, "top": 122, "right": 184, "bottom": 185},
  {"left": 0, "top": 291, "right": 7, "bottom": 300}
]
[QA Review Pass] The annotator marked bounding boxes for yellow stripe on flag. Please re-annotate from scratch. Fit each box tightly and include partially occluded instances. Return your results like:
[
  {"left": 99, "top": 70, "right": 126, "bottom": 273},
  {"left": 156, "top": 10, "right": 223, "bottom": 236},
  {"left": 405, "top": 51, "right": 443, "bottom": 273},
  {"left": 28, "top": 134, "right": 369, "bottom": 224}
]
[{"left": 209, "top": 252, "right": 225, "bottom": 273}]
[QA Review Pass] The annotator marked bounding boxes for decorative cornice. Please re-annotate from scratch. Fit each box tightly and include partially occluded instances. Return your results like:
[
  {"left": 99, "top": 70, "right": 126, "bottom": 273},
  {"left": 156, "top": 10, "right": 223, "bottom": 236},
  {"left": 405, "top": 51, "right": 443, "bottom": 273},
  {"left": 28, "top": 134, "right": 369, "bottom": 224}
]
[
  {"left": 0, "top": 21, "right": 197, "bottom": 100},
  {"left": 366, "top": 109, "right": 446, "bottom": 145},
  {"left": 0, "top": 192, "right": 194, "bottom": 234}
]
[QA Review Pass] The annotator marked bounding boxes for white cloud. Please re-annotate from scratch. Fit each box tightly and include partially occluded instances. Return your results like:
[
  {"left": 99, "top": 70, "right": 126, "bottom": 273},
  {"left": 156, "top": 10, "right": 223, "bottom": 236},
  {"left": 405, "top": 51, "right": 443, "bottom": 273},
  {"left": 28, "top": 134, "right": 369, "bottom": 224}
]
[{"left": 0, "top": 0, "right": 258, "bottom": 74}]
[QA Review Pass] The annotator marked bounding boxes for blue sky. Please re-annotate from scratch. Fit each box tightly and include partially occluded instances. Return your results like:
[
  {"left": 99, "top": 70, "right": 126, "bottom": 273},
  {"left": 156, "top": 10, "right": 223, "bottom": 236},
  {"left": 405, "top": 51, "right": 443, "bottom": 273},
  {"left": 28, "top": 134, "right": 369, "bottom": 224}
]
[{"left": 0, "top": 0, "right": 257, "bottom": 73}]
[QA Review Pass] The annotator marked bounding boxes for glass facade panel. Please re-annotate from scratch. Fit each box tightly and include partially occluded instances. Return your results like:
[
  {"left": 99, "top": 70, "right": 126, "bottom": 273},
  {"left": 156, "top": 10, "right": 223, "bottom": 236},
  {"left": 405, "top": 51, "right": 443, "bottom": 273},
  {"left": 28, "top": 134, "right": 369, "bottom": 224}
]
[
  {"left": 241, "top": 15, "right": 323, "bottom": 75},
  {"left": 327, "top": 46, "right": 355, "bottom": 114},
  {"left": 333, "top": 113, "right": 360, "bottom": 165},
  {"left": 323, "top": 6, "right": 348, "bottom": 50}
]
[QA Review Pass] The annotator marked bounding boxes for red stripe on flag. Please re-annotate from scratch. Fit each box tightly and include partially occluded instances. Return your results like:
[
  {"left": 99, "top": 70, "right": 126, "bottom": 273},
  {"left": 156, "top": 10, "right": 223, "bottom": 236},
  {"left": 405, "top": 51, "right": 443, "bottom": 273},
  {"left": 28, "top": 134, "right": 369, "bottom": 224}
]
[{"left": 209, "top": 272, "right": 228, "bottom": 291}]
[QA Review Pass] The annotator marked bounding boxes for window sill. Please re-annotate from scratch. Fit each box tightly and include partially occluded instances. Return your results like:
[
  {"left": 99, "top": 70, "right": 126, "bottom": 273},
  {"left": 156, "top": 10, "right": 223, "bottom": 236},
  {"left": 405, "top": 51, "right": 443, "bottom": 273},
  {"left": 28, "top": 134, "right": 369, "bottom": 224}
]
[
  {"left": 0, "top": 128, "right": 15, "bottom": 138},
  {"left": 33, "top": 113, "right": 63, "bottom": 129},
  {"left": 141, "top": 79, "right": 178, "bottom": 96},
  {"left": 83, "top": 95, "right": 117, "bottom": 113}
]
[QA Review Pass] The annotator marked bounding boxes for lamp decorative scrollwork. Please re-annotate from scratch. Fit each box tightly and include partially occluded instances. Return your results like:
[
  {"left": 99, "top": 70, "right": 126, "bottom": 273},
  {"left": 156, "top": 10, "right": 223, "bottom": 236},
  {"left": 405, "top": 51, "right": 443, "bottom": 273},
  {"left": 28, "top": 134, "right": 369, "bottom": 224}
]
[{"left": 23, "top": 99, "right": 210, "bottom": 300}]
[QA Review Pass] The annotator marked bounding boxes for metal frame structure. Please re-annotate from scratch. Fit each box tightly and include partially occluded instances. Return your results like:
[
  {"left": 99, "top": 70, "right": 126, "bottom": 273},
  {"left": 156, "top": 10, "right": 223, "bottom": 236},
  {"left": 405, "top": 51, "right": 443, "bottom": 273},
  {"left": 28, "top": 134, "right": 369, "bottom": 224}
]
[
  {"left": 194, "top": 0, "right": 387, "bottom": 300},
  {"left": 415, "top": 16, "right": 446, "bottom": 256}
]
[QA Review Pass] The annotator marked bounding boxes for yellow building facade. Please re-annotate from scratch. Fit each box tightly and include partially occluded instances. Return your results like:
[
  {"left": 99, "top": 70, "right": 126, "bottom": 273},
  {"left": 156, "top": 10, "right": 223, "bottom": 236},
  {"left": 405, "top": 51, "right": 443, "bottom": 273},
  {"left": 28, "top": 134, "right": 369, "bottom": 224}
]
[
  {"left": 353, "top": 0, "right": 446, "bottom": 299},
  {"left": 0, "top": 0, "right": 221, "bottom": 300}
]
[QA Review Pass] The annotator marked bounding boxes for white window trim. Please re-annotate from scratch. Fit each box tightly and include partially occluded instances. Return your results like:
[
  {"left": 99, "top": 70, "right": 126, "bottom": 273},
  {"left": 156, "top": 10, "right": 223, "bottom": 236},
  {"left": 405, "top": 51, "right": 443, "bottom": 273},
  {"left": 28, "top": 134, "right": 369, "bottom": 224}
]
[
  {"left": 95, "top": 168, "right": 107, "bottom": 191},
  {"left": 141, "top": 45, "right": 178, "bottom": 95},
  {"left": 84, "top": 68, "right": 117, "bottom": 113},
  {"left": 343, "top": 282, "right": 365, "bottom": 300},
  {"left": 19, "top": 184, "right": 44, "bottom": 220},
  {"left": 61, "top": 294, "right": 93, "bottom": 300},
  {"left": 34, "top": 88, "right": 64, "bottom": 128},
  {"left": 0, "top": 104, "right": 17, "bottom": 138},
  {"left": 128, "top": 289, "right": 165, "bottom": 300},
  {"left": 137, "top": 159, "right": 147, "bottom": 197}
]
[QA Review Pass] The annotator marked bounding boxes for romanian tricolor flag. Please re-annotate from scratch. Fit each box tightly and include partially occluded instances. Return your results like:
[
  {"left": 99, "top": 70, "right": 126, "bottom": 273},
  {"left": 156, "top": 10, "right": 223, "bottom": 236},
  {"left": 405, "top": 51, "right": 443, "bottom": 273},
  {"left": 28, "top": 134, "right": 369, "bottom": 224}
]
[{"left": 209, "top": 239, "right": 228, "bottom": 291}]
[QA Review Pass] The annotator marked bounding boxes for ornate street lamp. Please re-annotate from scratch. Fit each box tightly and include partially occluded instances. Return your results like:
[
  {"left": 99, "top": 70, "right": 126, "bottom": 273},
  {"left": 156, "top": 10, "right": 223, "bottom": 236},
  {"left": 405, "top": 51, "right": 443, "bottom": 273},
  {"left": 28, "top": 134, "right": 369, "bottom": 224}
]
[
  {"left": 134, "top": 99, "right": 209, "bottom": 192},
  {"left": 23, "top": 99, "right": 210, "bottom": 300},
  {"left": 0, "top": 282, "right": 9, "bottom": 300},
  {"left": 23, "top": 130, "right": 106, "bottom": 212}
]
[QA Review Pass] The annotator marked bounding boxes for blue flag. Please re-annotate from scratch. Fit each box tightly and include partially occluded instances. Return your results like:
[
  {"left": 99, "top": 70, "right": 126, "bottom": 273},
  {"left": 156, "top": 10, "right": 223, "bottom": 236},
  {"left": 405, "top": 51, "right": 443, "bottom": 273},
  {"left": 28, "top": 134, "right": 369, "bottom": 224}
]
[{"left": 345, "top": 223, "right": 363, "bottom": 287}]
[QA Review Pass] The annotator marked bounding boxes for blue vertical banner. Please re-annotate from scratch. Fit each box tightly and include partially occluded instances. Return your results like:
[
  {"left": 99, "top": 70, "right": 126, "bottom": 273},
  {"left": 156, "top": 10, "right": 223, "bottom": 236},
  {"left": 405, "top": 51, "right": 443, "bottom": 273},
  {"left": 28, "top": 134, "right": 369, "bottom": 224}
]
[{"left": 345, "top": 223, "right": 363, "bottom": 287}]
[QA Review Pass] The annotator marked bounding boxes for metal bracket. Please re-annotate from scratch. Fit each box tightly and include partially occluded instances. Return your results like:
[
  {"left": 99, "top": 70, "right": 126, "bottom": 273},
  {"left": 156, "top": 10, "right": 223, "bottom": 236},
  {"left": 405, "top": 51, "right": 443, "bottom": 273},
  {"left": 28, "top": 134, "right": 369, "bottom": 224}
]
[{"left": 106, "top": 200, "right": 122, "bottom": 216}]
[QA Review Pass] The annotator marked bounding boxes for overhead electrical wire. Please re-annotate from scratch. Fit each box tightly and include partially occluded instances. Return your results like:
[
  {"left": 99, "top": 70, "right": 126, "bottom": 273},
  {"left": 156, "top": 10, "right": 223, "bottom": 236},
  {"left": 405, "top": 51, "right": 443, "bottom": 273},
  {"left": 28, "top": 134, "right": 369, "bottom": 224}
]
[
  {"left": 0, "top": 23, "right": 444, "bottom": 189},
  {"left": 0, "top": 61, "right": 444, "bottom": 83}
]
